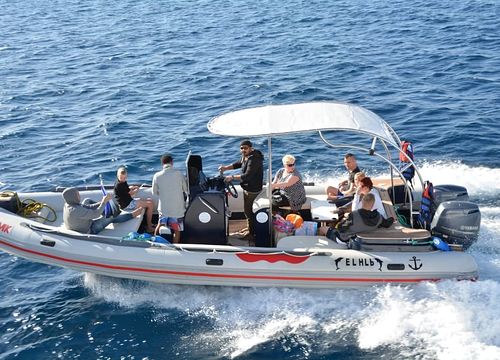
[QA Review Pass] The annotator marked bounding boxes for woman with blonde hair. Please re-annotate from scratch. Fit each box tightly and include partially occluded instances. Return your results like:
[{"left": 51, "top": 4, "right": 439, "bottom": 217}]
[{"left": 271, "top": 154, "right": 306, "bottom": 212}]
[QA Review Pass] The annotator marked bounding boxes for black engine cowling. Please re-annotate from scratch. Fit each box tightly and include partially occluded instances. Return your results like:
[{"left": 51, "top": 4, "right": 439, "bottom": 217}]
[
  {"left": 433, "top": 184, "right": 469, "bottom": 205},
  {"left": 430, "top": 201, "right": 481, "bottom": 249}
]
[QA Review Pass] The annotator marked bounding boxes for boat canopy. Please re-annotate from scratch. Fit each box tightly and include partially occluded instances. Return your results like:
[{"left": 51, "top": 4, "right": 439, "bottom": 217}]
[
  {"left": 207, "top": 102, "right": 401, "bottom": 149},
  {"left": 208, "top": 101, "right": 423, "bottom": 226}
]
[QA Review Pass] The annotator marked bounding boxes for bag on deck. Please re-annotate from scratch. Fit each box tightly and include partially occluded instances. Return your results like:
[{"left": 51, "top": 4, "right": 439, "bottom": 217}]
[
  {"left": 272, "top": 214, "right": 295, "bottom": 234},
  {"left": 294, "top": 221, "right": 318, "bottom": 236},
  {"left": 0, "top": 191, "right": 22, "bottom": 214}
]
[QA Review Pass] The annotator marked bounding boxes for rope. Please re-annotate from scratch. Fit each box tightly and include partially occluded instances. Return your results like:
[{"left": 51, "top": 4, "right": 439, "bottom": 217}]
[
  {"left": 19, "top": 199, "right": 57, "bottom": 223},
  {"left": 394, "top": 206, "right": 411, "bottom": 227}
]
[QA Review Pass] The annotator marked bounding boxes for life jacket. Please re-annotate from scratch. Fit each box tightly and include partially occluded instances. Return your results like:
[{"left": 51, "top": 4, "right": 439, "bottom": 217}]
[
  {"left": 418, "top": 181, "right": 434, "bottom": 229},
  {"left": 399, "top": 140, "right": 415, "bottom": 182}
]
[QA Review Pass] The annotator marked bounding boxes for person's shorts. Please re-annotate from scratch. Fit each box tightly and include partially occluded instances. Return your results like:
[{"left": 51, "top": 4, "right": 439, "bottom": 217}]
[
  {"left": 159, "top": 216, "right": 184, "bottom": 232},
  {"left": 123, "top": 199, "right": 138, "bottom": 211}
]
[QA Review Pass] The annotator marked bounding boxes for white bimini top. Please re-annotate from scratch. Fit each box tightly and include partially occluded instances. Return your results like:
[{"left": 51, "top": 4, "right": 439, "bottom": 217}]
[{"left": 207, "top": 101, "right": 401, "bottom": 149}]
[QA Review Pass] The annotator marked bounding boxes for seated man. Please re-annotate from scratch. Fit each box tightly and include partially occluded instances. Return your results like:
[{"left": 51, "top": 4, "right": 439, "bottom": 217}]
[
  {"left": 326, "top": 153, "right": 360, "bottom": 202},
  {"left": 319, "top": 193, "right": 393, "bottom": 243},
  {"left": 62, "top": 187, "right": 142, "bottom": 234}
]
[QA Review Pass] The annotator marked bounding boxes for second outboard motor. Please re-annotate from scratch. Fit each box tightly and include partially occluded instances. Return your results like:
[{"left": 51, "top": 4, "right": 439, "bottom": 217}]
[
  {"left": 433, "top": 185, "right": 469, "bottom": 205},
  {"left": 430, "top": 201, "right": 481, "bottom": 249}
]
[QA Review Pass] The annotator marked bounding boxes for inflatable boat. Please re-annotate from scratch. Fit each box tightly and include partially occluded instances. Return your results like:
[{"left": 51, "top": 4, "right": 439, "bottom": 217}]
[{"left": 0, "top": 102, "right": 481, "bottom": 288}]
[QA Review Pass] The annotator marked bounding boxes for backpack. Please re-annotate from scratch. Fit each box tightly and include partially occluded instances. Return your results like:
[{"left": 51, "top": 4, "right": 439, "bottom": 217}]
[
  {"left": 399, "top": 141, "right": 415, "bottom": 182},
  {"left": 418, "top": 181, "right": 434, "bottom": 230}
]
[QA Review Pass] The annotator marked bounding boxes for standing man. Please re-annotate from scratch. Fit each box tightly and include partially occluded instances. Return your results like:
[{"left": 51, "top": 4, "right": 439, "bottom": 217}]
[
  {"left": 152, "top": 154, "right": 188, "bottom": 243},
  {"left": 326, "top": 153, "right": 360, "bottom": 201},
  {"left": 219, "top": 139, "right": 264, "bottom": 241}
]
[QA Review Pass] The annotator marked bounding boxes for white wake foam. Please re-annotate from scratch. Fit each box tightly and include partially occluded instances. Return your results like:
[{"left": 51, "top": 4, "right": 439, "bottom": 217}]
[
  {"left": 304, "top": 161, "right": 500, "bottom": 197},
  {"left": 357, "top": 281, "right": 500, "bottom": 360},
  {"left": 84, "top": 274, "right": 500, "bottom": 359},
  {"left": 417, "top": 161, "right": 500, "bottom": 196}
]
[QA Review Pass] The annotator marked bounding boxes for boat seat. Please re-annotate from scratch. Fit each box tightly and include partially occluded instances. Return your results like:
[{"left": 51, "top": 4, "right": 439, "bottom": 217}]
[
  {"left": 276, "top": 235, "right": 346, "bottom": 250},
  {"left": 355, "top": 187, "right": 430, "bottom": 241},
  {"left": 100, "top": 208, "right": 145, "bottom": 237},
  {"left": 54, "top": 209, "right": 145, "bottom": 238},
  {"left": 375, "top": 186, "right": 398, "bottom": 220},
  {"left": 357, "top": 224, "right": 430, "bottom": 241}
]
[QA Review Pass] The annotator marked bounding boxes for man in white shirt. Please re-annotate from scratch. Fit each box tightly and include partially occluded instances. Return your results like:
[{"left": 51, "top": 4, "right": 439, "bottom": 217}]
[{"left": 152, "top": 154, "right": 188, "bottom": 243}]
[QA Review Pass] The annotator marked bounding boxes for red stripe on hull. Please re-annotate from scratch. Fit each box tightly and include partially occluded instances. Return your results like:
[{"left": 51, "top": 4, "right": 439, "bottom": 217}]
[
  {"left": 0, "top": 238, "right": 439, "bottom": 283},
  {"left": 236, "top": 252, "right": 310, "bottom": 264}
]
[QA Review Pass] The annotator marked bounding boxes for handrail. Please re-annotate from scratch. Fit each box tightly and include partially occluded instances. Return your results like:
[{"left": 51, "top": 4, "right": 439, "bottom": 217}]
[{"left": 318, "top": 131, "right": 419, "bottom": 227}]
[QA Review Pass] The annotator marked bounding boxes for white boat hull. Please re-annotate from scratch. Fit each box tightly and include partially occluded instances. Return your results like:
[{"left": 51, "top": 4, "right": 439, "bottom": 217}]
[{"left": 0, "top": 209, "right": 478, "bottom": 288}]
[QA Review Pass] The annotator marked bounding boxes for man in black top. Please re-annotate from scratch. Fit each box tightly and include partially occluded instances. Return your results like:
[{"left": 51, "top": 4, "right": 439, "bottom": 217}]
[
  {"left": 219, "top": 139, "right": 264, "bottom": 240},
  {"left": 326, "top": 153, "right": 360, "bottom": 203}
]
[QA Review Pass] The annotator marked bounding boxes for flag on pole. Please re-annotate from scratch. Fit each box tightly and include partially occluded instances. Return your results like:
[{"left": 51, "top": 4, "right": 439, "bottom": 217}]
[{"left": 100, "top": 177, "right": 112, "bottom": 218}]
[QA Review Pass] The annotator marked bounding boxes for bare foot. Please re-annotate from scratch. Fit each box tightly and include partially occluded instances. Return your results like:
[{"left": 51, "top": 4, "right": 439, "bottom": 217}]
[{"left": 132, "top": 207, "right": 144, "bottom": 217}]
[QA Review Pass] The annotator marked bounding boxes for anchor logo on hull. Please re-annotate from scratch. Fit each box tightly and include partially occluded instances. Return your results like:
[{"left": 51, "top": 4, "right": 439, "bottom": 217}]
[{"left": 408, "top": 256, "right": 423, "bottom": 270}]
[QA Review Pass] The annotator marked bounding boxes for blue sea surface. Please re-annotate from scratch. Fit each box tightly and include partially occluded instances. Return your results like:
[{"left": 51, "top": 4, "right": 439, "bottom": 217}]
[{"left": 1, "top": 0, "right": 499, "bottom": 359}]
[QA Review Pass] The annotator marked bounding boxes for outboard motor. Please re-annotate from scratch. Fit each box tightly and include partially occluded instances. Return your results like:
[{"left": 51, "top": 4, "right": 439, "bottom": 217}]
[{"left": 430, "top": 201, "right": 481, "bottom": 249}]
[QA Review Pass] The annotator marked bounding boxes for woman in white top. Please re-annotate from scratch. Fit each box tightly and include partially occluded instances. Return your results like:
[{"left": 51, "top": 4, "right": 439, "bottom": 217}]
[{"left": 352, "top": 177, "right": 387, "bottom": 218}]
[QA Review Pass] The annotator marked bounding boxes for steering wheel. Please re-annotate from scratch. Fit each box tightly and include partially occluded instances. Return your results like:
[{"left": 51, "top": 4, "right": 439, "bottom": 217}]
[{"left": 224, "top": 180, "right": 239, "bottom": 198}]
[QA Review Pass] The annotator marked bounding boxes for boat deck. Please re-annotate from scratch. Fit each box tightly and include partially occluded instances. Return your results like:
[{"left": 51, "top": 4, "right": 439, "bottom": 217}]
[{"left": 228, "top": 219, "right": 252, "bottom": 246}]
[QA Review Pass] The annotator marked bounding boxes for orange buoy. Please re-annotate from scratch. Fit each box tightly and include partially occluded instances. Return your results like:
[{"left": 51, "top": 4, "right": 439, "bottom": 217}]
[{"left": 286, "top": 213, "right": 304, "bottom": 229}]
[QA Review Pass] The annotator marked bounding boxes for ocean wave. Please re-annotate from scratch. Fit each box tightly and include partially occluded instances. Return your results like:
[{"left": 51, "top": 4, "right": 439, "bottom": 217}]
[{"left": 82, "top": 274, "right": 500, "bottom": 359}]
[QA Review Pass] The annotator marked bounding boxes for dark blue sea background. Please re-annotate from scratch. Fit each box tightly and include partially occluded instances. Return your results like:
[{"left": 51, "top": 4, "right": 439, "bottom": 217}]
[{"left": 1, "top": 0, "right": 499, "bottom": 359}]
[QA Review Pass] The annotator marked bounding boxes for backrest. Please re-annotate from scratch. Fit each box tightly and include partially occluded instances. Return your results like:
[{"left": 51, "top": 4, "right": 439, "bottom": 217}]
[{"left": 375, "top": 187, "right": 398, "bottom": 220}]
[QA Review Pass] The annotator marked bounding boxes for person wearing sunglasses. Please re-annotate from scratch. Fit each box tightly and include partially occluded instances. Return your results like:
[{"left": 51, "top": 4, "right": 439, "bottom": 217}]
[
  {"left": 218, "top": 139, "right": 264, "bottom": 240},
  {"left": 270, "top": 154, "right": 306, "bottom": 212}
]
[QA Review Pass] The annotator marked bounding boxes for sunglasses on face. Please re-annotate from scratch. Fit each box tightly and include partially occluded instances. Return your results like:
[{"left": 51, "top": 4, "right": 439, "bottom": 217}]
[
  {"left": 240, "top": 146, "right": 249, "bottom": 150},
  {"left": 285, "top": 163, "right": 295, "bottom": 167}
]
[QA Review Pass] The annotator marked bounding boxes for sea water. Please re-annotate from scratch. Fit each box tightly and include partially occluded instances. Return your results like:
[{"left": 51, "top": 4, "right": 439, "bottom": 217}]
[{"left": 1, "top": 0, "right": 499, "bottom": 359}]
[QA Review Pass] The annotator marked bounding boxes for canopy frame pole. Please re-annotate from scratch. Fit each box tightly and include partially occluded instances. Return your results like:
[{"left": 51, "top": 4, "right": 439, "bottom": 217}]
[{"left": 267, "top": 136, "right": 273, "bottom": 245}]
